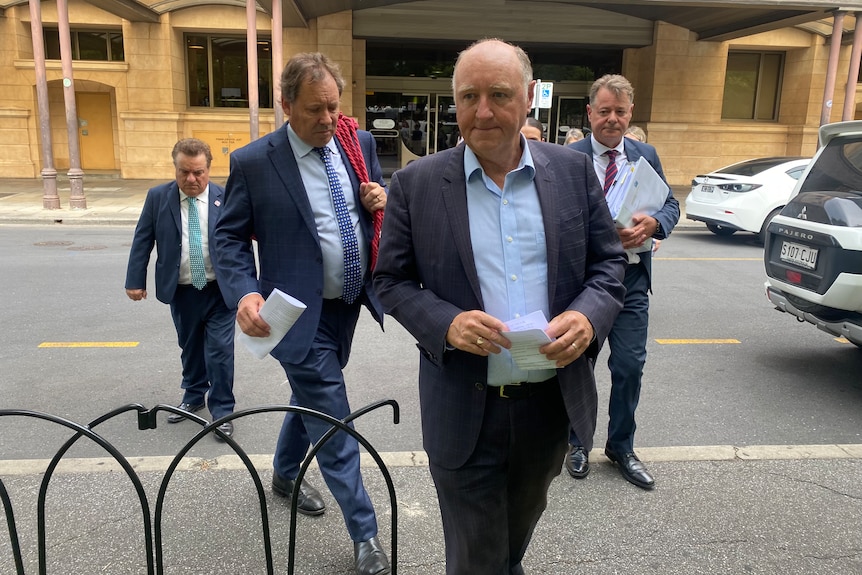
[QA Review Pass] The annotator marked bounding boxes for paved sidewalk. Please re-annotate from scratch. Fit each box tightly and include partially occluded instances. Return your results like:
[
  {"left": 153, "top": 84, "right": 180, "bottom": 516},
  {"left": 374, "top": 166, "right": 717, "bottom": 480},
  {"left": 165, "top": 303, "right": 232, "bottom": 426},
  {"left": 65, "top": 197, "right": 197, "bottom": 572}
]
[
  {"left": 0, "top": 175, "right": 697, "bottom": 227},
  {"left": 0, "top": 176, "right": 184, "bottom": 226},
  {"left": 2, "top": 447, "right": 861, "bottom": 574}
]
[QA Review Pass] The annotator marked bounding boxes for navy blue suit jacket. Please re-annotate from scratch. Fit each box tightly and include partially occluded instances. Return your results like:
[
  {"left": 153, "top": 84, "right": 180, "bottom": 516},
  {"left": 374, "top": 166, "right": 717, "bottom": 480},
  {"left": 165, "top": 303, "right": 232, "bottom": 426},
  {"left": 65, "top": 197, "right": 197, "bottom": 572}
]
[
  {"left": 125, "top": 180, "right": 226, "bottom": 305},
  {"left": 213, "top": 123, "right": 385, "bottom": 364},
  {"left": 373, "top": 141, "right": 628, "bottom": 468},
  {"left": 569, "top": 137, "right": 679, "bottom": 286}
]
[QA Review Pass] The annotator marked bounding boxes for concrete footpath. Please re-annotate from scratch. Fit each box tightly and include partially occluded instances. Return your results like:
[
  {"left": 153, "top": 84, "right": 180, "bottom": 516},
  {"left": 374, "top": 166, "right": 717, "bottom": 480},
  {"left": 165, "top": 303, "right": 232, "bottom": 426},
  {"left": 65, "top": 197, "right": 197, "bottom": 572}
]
[
  {"left": 2, "top": 177, "right": 861, "bottom": 574},
  {"left": 0, "top": 175, "right": 698, "bottom": 228},
  {"left": 1, "top": 447, "right": 861, "bottom": 574}
]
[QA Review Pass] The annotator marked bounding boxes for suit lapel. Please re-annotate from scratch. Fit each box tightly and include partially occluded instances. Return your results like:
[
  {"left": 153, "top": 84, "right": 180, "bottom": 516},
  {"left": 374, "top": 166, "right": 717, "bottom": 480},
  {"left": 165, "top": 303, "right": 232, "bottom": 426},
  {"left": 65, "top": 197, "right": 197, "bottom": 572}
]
[
  {"left": 207, "top": 184, "right": 221, "bottom": 235},
  {"left": 624, "top": 140, "right": 643, "bottom": 163},
  {"left": 168, "top": 181, "right": 181, "bottom": 234},
  {"left": 531, "top": 146, "right": 560, "bottom": 306},
  {"left": 441, "top": 148, "right": 484, "bottom": 307},
  {"left": 267, "top": 125, "right": 319, "bottom": 240},
  {"left": 334, "top": 136, "right": 372, "bottom": 242}
]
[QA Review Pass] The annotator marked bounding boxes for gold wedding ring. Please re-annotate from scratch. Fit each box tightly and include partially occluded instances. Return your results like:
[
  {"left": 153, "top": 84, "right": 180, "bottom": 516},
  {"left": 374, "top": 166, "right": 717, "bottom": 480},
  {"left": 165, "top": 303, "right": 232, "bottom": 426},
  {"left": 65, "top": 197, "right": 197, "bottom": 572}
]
[
  {"left": 476, "top": 337, "right": 484, "bottom": 346},
  {"left": 571, "top": 342, "right": 578, "bottom": 350}
]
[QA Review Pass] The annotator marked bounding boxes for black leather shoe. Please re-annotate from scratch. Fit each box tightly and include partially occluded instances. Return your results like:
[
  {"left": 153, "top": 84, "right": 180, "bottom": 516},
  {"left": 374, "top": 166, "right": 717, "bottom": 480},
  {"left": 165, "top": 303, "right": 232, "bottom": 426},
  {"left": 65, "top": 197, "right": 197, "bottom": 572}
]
[
  {"left": 604, "top": 448, "right": 655, "bottom": 490},
  {"left": 271, "top": 473, "right": 326, "bottom": 516},
  {"left": 564, "top": 445, "right": 590, "bottom": 479},
  {"left": 354, "top": 536, "right": 391, "bottom": 575},
  {"left": 213, "top": 421, "right": 234, "bottom": 442},
  {"left": 166, "top": 402, "right": 205, "bottom": 424}
]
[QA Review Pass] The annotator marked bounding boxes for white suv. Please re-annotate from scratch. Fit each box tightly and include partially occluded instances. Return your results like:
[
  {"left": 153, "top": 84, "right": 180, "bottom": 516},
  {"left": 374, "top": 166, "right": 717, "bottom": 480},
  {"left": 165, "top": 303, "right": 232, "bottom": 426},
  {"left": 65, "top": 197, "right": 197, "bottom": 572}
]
[{"left": 764, "top": 121, "right": 862, "bottom": 348}]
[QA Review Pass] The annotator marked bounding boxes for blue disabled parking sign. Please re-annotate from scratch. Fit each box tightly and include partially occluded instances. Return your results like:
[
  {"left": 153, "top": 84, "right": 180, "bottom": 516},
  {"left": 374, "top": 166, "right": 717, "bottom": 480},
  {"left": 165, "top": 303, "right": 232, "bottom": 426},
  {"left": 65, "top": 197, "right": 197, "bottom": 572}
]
[{"left": 534, "top": 80, "right": 554, "bottom": 109}]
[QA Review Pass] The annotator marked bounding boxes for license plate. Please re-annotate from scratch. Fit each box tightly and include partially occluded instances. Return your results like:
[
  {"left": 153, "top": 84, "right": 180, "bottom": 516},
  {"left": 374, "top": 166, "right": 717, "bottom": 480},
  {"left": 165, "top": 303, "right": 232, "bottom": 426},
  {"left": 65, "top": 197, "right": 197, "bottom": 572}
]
[
  {"left": 780, "top": 241, "right": 818, "bottom": 270},
  {"left": 701, "top": 184, "right": 714, "bottom": 193}
]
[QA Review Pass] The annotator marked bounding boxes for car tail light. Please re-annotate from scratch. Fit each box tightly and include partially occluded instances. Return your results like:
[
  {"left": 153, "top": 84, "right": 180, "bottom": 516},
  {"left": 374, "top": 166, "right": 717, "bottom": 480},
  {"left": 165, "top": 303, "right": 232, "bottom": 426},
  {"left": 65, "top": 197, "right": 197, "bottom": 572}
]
[
  {"left": 718, "top": 183, "right": 762, "bottom": 193},
  {"left": 786, "top": 270, "right": 803, "bottom": 284}
]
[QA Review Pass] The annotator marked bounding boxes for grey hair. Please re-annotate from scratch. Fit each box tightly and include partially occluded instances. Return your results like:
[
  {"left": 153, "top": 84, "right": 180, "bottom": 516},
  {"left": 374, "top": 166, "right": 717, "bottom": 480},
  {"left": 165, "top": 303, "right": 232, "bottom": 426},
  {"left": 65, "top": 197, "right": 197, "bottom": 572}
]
[{"left": 589, "top": 74, "right": 634, "bottom": 106}]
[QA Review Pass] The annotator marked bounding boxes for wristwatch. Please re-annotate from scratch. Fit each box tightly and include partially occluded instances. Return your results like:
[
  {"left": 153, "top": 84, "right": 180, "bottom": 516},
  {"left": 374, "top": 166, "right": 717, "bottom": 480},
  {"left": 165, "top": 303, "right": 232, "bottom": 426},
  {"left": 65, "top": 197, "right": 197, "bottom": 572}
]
[{"left": 654, "top": 220, "right": 663, "bottom": 236}]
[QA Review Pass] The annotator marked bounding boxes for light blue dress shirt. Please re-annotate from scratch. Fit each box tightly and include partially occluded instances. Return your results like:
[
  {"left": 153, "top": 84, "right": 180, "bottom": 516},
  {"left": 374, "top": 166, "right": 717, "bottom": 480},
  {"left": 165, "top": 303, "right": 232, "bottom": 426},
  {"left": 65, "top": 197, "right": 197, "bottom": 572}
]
[
  {"left": 464, "top": 137, "right": 555, "bottom": 386},
  {"left": 287, "top": 125, "right": 368, "bottom": 299}
]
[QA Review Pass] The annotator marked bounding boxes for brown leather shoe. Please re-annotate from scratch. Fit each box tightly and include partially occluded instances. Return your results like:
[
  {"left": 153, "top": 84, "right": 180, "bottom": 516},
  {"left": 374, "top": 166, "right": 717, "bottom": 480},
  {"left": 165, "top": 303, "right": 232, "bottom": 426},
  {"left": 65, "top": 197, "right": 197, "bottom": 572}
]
[
  {"left": 354, "top": 536, "right": 390, "bottom": 575},
  {"left": 271, "top": 473, "right": 326, "bottom": 516}
]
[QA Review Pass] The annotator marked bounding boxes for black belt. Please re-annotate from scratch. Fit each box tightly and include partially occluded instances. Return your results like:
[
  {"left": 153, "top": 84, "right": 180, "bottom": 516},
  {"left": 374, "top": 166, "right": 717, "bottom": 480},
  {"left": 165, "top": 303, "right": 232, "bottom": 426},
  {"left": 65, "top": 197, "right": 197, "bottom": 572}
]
[{"left": 491, "top": 377, "right": 556, "bottom": 400}]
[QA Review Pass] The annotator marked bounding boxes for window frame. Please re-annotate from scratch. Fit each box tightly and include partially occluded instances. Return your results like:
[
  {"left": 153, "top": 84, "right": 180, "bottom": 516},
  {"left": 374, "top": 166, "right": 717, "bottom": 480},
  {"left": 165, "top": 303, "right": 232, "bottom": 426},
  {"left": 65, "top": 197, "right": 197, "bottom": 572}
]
[
  {"left": 43, "top": 28, "right": 124, "bottom": 62},
  {"left": 185, "top": 33, "right": 273, "bottom": 110},
  {"left": 721, "top": 50, "right": 785, "bottom": 122}
]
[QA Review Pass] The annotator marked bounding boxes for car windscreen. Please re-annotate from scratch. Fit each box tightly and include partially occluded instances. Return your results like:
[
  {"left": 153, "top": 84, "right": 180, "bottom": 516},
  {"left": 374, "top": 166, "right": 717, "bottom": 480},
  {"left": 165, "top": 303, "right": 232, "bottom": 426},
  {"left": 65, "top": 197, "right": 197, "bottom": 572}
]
[
  {"left": 715, "top": 157, "right": 804, "bottom": 176},
  {"left": 798, "top": 136, "right": 862, "bottom": 195}
]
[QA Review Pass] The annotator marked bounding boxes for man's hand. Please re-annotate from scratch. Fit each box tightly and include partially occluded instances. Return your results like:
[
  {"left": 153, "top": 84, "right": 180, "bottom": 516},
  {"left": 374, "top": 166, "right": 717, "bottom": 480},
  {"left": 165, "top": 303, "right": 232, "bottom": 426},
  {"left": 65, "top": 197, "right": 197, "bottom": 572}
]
[
  {"left": 126, "top": 288, "right": 147, "bottom": 301},
  {"left": 617, "top": 214, "right": 659, "bottom": 250},
  {"left": 360, "top": 182, "right": 386, "bottom": 213},
  {"left": 446, "top": 310, "right": 511, "bottom": 357},
  {"left": 237, "top": 293, "right": 271, "bottom": 337},
  {"left": 540, "top": 310, "right": 595, "bottom": 367}
]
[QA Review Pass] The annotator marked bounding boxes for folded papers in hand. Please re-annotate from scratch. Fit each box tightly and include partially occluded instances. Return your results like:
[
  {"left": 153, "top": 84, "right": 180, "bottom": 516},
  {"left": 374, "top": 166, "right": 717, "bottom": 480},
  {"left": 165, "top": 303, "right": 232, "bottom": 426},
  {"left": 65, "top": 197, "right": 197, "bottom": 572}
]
[
  {"left": 238, "top": 288, "right": 306, "bottom": 359},
  {"left": 502, "top": 310, "right": 558, "bottom": 370}
]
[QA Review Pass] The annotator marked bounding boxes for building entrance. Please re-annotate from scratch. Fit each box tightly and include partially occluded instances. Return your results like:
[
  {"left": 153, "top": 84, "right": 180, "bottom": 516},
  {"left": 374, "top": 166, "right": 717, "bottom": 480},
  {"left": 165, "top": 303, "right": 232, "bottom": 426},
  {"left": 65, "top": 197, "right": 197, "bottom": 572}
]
[
  {"left": 77, "top": 92, "right": 116, "bottom": 170},
  {"left": 364, "top": 86, "right": 590, "bottom": 173}
]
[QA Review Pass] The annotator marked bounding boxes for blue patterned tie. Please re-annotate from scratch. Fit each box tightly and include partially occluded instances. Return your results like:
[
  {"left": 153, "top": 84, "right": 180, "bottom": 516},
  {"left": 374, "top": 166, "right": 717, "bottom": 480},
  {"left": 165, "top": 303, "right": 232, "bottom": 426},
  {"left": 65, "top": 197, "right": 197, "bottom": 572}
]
[
  {"left": 315, "top": 146, "right": 362, "bottom": 304},
  {"left": 187, "top": 197, "right": 207, "bottom": 290}
]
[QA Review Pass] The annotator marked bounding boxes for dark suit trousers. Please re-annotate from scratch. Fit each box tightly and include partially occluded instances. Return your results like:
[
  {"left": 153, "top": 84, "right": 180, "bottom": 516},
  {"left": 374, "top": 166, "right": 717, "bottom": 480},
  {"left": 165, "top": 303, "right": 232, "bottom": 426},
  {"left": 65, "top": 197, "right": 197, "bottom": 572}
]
[
  {"left": 273, "top": 298, "right": 378, "bottom": 542},
  {"left": 169, "top": 282, "right": 236, "bottom": 419},
  {"left": 429, "top": 382, "right": 568, "bottom": 575},
  {"left": 570, "top": 262, "right": 650, "bottom": 453}
]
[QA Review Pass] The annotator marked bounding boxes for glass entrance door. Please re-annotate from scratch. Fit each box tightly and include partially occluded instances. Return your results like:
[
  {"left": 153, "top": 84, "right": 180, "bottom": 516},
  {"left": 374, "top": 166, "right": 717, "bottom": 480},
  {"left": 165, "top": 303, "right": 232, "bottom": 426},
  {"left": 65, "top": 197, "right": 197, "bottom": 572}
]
[
  {"left": 555, "top": 96, "right": 588, "bottom": 144},
  {"left": 433, "top": 94, "right": 459, "bottom": 153},
  {"left": 365, "top": 92, "right": 430, "bottom": 174}
]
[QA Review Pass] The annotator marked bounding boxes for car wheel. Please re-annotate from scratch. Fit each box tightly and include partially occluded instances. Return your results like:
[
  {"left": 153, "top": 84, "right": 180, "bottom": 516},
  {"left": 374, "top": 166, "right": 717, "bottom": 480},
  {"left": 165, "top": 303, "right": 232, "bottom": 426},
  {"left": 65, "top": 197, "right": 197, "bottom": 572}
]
[
  {"left": 706, "top": 223, "right": 736, "bottom": 236},
  {"left": 758, "top": 208, "right": 782, "bottom": 245}
]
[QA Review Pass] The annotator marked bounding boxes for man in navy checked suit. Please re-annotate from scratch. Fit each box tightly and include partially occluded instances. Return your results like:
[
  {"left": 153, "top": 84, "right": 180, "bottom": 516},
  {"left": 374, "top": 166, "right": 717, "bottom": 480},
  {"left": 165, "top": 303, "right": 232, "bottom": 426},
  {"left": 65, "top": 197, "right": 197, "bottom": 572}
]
[
  {"left": 566, "top": 74, "right": 680, "bottom": 490},
  {"left": 125, "top": 138, "right": 236, "bottom": 439},
  {"left": 213, "top": 53, "right": 390, "bottom": 575},
  {"left": 374, "top": 39, "right": 627, "bottom": 575}
]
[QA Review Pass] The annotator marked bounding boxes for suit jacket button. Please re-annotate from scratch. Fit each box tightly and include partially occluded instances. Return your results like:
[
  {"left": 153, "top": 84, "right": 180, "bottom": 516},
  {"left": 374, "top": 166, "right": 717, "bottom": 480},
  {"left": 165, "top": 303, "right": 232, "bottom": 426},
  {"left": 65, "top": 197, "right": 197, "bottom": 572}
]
[{"left": 474, "top": 382, "right": 485, "bottom": 391}]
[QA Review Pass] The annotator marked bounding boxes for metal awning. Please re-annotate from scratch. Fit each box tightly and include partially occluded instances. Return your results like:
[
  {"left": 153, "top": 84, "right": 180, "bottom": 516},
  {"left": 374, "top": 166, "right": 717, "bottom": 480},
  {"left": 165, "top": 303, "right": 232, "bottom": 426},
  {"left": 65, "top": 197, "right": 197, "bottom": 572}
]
[{"left": 4, "top": 0, "right": 862, "bottom": 40}]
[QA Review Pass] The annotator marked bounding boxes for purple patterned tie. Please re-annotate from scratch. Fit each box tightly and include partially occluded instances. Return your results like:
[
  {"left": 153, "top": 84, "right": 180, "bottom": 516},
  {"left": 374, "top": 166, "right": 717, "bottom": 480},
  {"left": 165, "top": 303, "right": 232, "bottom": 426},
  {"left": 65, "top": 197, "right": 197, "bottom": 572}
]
[{"left": 604, "top": 149, "right": 619, "bottom": 194}]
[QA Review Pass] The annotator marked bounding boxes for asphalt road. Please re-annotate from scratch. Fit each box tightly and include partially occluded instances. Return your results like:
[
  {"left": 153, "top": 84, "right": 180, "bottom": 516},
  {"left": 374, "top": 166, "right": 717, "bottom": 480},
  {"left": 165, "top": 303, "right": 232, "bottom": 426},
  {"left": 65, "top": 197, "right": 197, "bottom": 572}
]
[{"left": 1, "top": 224, "right": 861, "bottom": 462}]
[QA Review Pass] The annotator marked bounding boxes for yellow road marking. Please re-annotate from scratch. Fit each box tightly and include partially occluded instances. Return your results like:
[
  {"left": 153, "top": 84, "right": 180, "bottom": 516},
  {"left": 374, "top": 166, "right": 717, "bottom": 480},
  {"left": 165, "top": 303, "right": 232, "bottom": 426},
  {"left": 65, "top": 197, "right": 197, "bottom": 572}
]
[
  {"left": 655, "top": 339, "right": 741, "bottom": 344},
  {"left": 836, "top": 337, "right": 850, "bottom": 344},
  {"left": 38, "top": 342, "right": 139, "bottom": 348}
]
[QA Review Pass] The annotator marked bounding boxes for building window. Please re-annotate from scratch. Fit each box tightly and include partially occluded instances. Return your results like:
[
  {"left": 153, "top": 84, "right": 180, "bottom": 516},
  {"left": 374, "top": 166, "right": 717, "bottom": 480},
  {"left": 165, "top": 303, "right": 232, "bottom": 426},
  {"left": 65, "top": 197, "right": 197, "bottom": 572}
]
[
  {"left": 44, "top": 29, "right": 124, "bottom": 61},
  {"left": 186, "top": 34, "right": 273, "bottom": 109},
  {"left": 722, "top": 51, "right": 783, "bottom": 121}
]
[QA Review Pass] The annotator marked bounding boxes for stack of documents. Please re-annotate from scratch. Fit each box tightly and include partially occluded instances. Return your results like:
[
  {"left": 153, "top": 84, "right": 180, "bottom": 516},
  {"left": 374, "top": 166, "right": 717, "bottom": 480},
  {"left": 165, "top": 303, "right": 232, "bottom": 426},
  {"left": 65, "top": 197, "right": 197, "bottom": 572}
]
[
  {"left": 606, "top": 156, "right": 670, "bottom": 230},
  {"left": 605, "top": 156, "right": 670, "bottom": 256}
]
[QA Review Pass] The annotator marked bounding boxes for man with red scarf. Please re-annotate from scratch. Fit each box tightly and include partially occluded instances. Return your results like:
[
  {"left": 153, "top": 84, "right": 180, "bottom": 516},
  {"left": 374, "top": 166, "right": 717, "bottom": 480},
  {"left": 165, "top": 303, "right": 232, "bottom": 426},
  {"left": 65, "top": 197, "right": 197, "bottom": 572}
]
[{"left": 213, "top": 52, "right": 389, "bottom": 575}]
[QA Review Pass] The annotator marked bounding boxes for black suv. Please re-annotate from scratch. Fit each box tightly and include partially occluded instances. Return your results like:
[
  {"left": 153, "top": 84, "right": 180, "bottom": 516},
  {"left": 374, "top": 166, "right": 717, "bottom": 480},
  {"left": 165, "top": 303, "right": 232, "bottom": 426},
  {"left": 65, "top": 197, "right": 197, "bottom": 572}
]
[{"left": 764, "top": 121, "right": 862, "bottom": 348}]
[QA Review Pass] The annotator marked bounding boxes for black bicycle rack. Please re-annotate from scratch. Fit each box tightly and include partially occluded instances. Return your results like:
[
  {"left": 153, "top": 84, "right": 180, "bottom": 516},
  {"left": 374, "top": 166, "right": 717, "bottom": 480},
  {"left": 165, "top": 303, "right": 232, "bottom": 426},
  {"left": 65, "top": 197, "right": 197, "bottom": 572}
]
[{"left": 0, "top": 400, "right": 400, "bottom": 574}]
